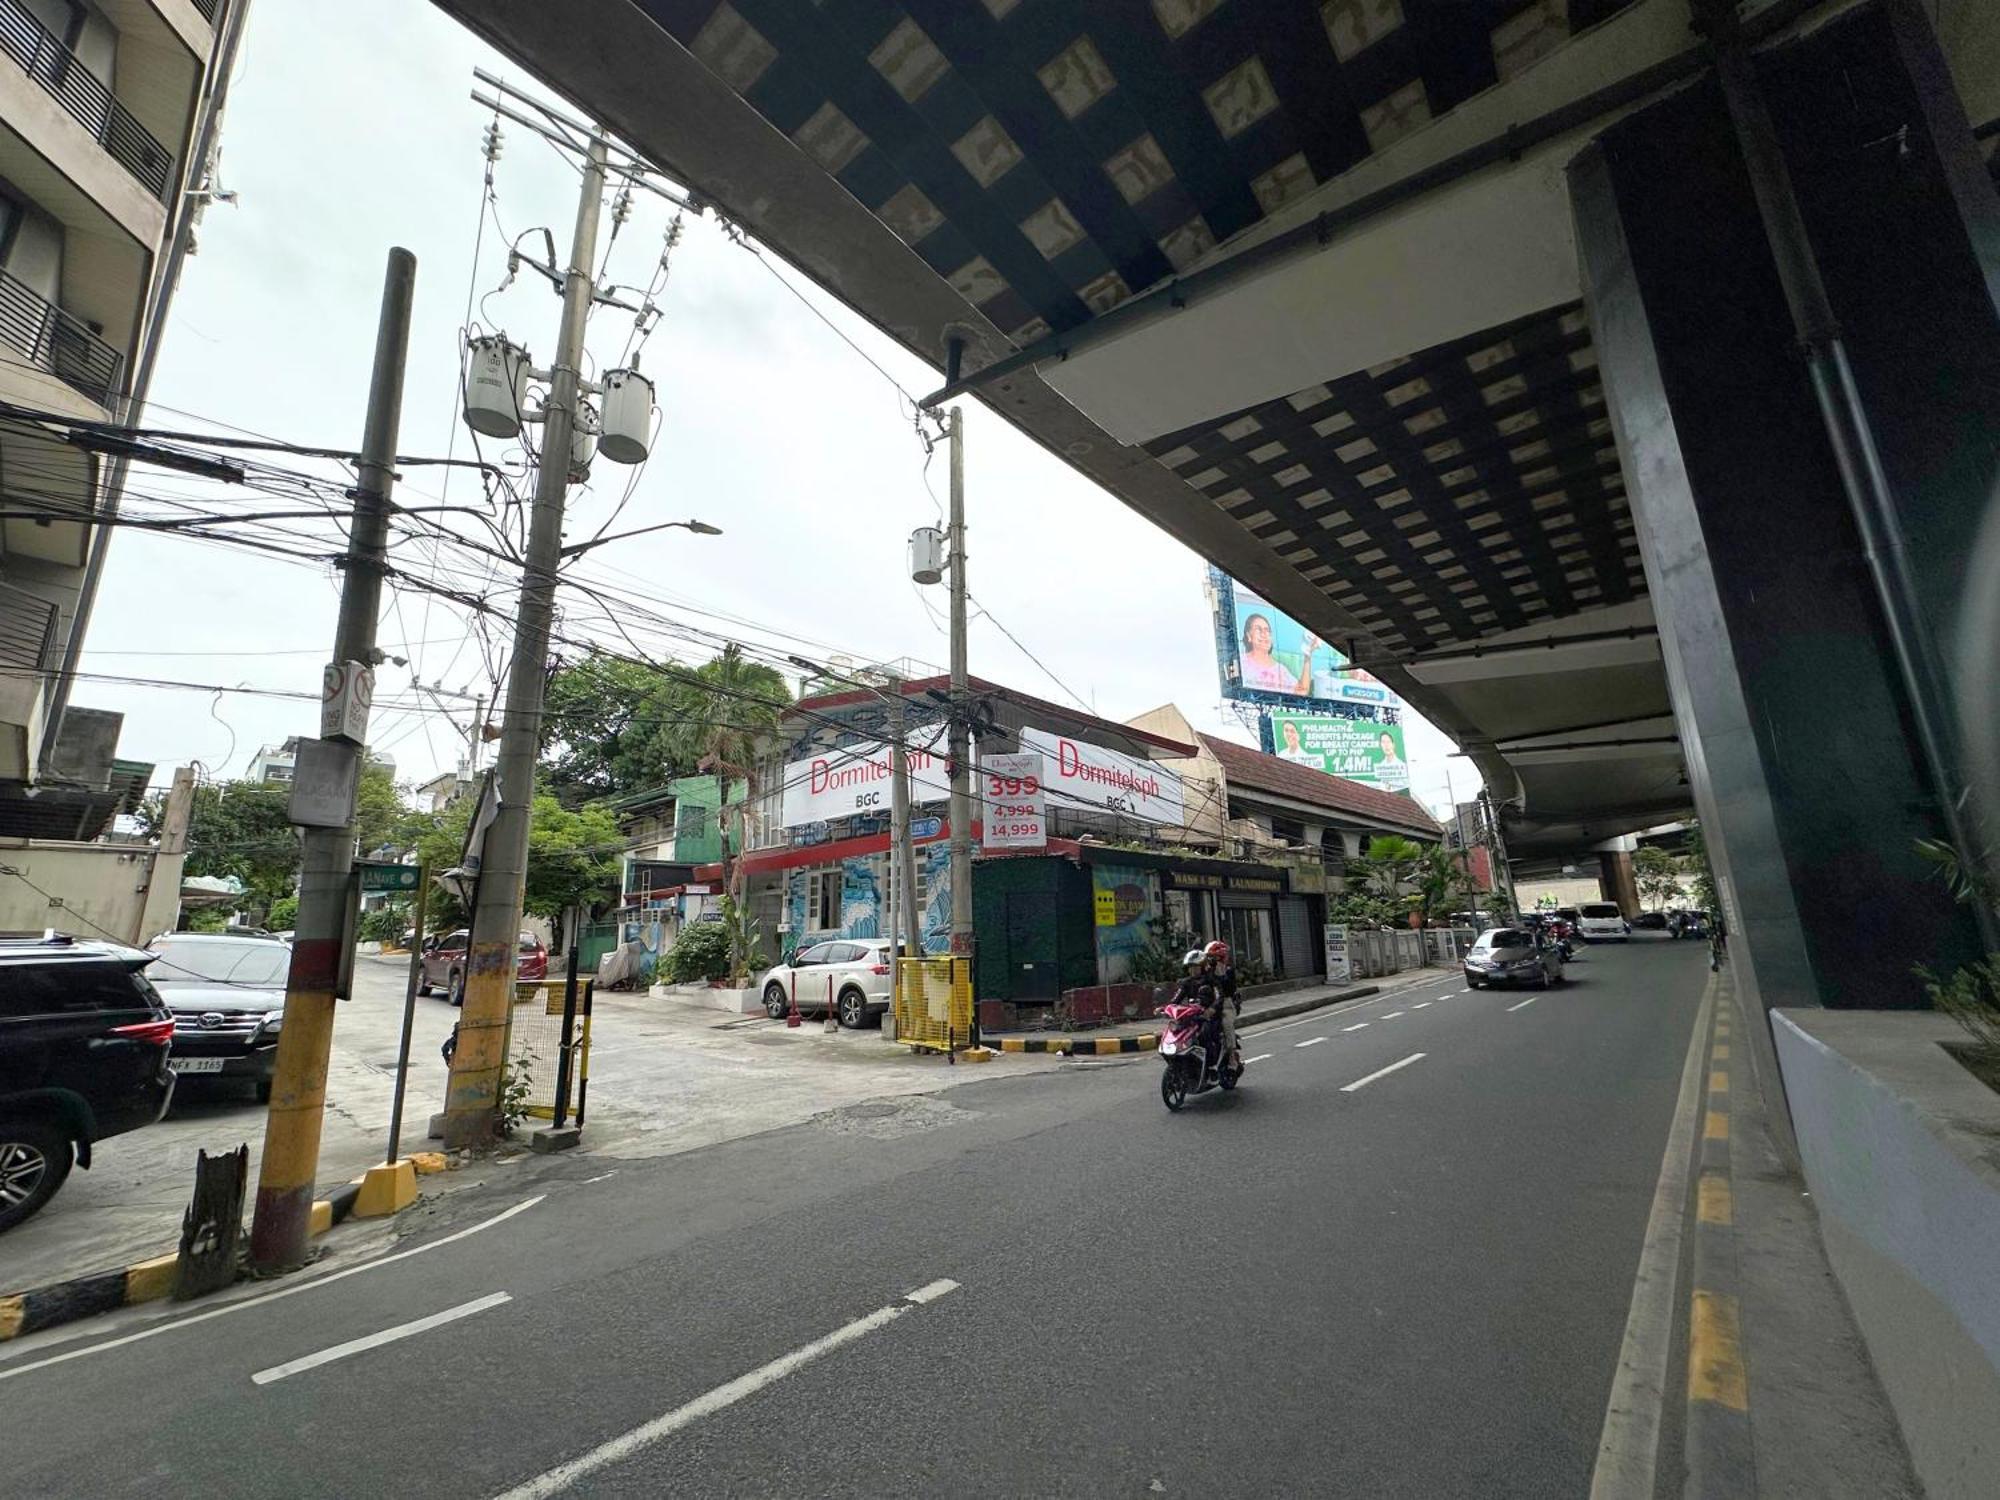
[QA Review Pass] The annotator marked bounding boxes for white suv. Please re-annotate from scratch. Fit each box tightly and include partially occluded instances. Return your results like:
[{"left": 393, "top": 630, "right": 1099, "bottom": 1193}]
[
  {"left": 759, "top": 939, "right": 896, "bottom": 1028},
  {"left": 1577, "top": 902, "right": 1631, "bottom": 942}
]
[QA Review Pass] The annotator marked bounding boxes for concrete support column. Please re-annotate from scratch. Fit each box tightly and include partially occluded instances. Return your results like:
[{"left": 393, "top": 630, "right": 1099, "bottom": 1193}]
[{"left": 1597, "top": 851, "right": 1640, "bottom": 918}]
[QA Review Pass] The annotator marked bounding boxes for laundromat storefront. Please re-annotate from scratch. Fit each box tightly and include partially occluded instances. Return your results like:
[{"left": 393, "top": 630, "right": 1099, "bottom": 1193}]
[{"left": 1086, "top": 848, "right": 1324, "bottom": 984}]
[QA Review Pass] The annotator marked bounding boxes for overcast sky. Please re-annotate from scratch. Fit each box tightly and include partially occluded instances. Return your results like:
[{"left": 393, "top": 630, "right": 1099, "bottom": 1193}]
[{"left": 77, "top": 0, "right": 1479, "bottom": 819}]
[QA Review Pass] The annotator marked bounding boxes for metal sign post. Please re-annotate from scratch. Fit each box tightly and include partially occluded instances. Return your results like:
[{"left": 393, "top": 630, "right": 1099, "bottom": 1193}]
[{"left": 385, "top": 866, "right": 429, "bottom": 1164}]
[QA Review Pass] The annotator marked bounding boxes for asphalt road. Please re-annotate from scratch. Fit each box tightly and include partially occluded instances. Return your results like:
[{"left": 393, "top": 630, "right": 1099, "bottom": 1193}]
[{"left": 0, "top": 938, "right": 1709, "bottom": 1498}]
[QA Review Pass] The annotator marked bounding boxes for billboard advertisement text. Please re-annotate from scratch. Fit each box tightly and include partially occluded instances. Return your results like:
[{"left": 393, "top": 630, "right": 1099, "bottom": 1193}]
[
  {"left": 1210, "top": 568, "right": 1389, "bottom": 710},
  {"left": 1268, "top": 713, "right": 1411, "bottom": 795}
]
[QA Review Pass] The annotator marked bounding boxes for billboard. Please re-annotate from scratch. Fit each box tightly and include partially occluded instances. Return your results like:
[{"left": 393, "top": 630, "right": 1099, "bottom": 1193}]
[
  {"left": 1266, "top": 713, "right": 1412, "bottom": 795},
  {"left": 1021, "top": 729, "right": 1186, "bottom": 825},
  {"left": 1210, "top": 568, "right": 1391, "bottom": 710},
  {"left": 780, "top": 728, "right": 950, "bottom": 827}
]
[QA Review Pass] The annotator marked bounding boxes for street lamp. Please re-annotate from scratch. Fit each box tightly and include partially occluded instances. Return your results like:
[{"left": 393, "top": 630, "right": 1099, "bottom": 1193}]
[{"left": 558, "top": 517, "right": 721, "bottom": 558}]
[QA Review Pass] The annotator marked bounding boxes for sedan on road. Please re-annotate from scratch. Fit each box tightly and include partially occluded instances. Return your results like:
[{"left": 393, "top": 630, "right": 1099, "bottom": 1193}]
[
  {"left": 1464, "top": 928, "right": 1565, "bottom": 990},
  {"left": 759, "top": 939, "right": 895, "bottom": 1028},
  {"left": 147, "top": 933, "right": 292, "bottom": 1102}
]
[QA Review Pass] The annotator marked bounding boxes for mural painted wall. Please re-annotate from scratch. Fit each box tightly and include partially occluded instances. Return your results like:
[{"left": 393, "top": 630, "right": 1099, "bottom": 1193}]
[{"left": 1091, "top": 862, "right": 1157, "bottom": 983}]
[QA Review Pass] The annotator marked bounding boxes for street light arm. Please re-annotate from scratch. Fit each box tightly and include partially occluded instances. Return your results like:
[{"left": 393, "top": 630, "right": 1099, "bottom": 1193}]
[{"left": 558, "top": 517, "right": 721, "bottom": 558}]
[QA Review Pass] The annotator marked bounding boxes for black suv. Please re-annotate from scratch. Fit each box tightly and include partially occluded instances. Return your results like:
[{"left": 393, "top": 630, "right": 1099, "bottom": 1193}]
[{"left": 0, "top": 935, "right": 175, "bottom": 1231}]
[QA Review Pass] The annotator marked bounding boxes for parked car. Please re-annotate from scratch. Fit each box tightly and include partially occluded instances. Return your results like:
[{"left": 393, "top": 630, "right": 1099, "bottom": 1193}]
[
  {"left": 1463, "top": 928, "right": 1565, "bottom": 990},
  {"left": 418, "top": 930, "right": 549, "bottom": 1005},
  {"left": 147, "top": 933, "right": 295, "bottom": 1102},
  {"left": 759, "top": 939, "right": 896, "bottom": 1028},
  {"left": 1577, "top": 902, "right": 1632, "bottom": 942},
  {"left": 0, "top": 934, "right": 176, "bottom": 1231},
  {"left": 1632, "top": 910, "right": 1669, "bottom": 931}
]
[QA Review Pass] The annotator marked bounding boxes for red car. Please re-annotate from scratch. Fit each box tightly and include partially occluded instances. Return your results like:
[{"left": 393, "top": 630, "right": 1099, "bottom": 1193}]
[{"left": 418, "top": 930, "right": 547, "bottom": 1006}]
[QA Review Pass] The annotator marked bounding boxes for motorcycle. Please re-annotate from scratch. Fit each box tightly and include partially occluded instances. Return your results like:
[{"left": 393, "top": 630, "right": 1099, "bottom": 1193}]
[{"left": 1156, "top": 1001, "right": 1243, "bottom": 1111}]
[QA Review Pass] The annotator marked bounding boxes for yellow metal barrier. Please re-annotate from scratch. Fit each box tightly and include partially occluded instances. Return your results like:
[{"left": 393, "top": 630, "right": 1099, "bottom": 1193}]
[{"left": 893, "top": 957, "right": 972, "bottom": 1054}]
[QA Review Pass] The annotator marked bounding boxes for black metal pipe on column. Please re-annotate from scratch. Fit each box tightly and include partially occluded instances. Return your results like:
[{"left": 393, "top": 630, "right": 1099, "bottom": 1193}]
[{"left": 1693, "top": 0, "right": 1998, "bottom": 955}]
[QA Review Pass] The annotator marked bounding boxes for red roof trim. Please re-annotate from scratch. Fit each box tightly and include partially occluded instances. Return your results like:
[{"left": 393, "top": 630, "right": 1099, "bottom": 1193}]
[
  {"left": 696, "top": 827, "right": 1083, "bottom": 881},
  {"left": 1198, "top": 733, "right": 1442, "bottom": 835}
]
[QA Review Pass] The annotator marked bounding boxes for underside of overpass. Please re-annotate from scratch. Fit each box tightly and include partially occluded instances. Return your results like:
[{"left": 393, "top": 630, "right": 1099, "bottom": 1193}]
[{"left": 436, "top": 0, "right": 2000, "bottom": 1042}]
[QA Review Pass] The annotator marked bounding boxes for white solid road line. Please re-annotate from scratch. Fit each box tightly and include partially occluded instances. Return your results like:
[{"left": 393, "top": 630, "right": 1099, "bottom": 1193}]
[
  {"left": 1589, "top": 977, "right": 1717, "bottom": 1500},
  {"left": 0, "top": 1195, "right": 547, "bottom": 1385},
  {"left": 1295, "top": 1037, "right": 1328, "bottom": 1048},
  {"left": 252, "top": 1292, "right": 511, "bottom": 1386},
  {"left": 494, "top": 1282, "right": 963, "bottom": 1498},
  {"left": 1341, "top": 1053, "right": 1427, "bottom": 1093},
  {"left": 1506, "top": 997, "right": 1540, "bottom": 1012},
  {"left": 1244, "top": 1053, "right": 1273, "bottom": 1064},
  {"left": 1343, "top": 1022, "right": 1370, "bottom": 1032}
]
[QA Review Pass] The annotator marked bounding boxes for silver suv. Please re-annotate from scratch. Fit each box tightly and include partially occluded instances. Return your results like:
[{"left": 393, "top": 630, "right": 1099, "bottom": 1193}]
[{"left": 759, "top": 939, "right": 896, "bottom": 1028}]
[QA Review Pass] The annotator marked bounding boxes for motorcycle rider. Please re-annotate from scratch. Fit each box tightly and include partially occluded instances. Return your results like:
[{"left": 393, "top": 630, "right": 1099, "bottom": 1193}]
[
  {"left": 1204, "top": 940, "right": 1242, "bottom": 1073},
  {"left": 1173, "top": 949, "right": 1227, "bottom": 1077}
]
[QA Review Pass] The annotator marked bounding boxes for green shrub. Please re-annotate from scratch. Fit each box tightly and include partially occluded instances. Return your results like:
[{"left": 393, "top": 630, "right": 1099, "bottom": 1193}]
[
  {"left": 663, "top": 920, "right": 732, "bottom": 984},
  {"left": 266, "top": 896, "right": 299, "bottom": 931},
  {"left": 1128, "top": 916, "right": 1197, "bottom": 984},
  {"left": 358, "top": 907, "right": 408, "bottom": 946}
]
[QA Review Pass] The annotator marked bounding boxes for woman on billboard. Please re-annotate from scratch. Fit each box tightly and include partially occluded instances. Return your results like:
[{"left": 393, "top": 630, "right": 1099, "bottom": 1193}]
[{"left": 1238, "top": 613, "right": 1319, "bottom": 696}]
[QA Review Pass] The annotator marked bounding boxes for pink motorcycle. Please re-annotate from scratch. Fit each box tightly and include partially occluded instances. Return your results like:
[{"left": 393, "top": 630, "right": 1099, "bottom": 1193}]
[{"left": 1156, "top": 1001, "right": 1243, "bottom": 1112}]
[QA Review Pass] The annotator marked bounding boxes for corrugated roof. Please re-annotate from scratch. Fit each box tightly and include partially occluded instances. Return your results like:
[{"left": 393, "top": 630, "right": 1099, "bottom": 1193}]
[{"left": 1199, "top": 734, "right": 1441, "bottom": 836}]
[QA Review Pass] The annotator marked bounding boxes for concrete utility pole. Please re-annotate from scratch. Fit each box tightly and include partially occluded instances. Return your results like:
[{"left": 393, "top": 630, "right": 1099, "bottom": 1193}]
[
  {"left": 249, "top": 248, "right": 414, "bottom": 1271},
  {"left": 945, "top": 405, "right": 974, "bottom": 982},
  {"left": 444, "top": 134, "right": 609, "bottom": 1149}
]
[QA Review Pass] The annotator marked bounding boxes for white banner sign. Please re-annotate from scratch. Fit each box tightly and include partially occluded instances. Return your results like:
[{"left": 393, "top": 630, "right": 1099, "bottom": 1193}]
[
  {"left": 981, "top": 752, "right": 1047, "bottom": 850},
  {"left": 1021, "top": 729, "right": 1185, "bottom": 825},
  {"left": 1324, "top": 924, "right": 1351, "bottom": 984},
  {"left": 781, "top": 730, "right": 950, "bottom": 828}
]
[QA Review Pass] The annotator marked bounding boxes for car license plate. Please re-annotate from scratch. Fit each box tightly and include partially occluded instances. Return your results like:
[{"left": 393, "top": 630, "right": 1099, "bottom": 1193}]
[{"left": 174, "top": 1057, "right": 227, "bottom": 1074}]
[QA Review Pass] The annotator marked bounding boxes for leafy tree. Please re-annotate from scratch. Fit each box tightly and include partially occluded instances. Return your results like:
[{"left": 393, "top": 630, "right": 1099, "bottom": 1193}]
[
  {"left": 540, "top": 655, "right": 693, "bottom": 805},
  {"left": 406, "top": 783, "right": 622, "bottom": 951},
  {"left": 355, "top": 764, "right": 416, "bottom": 857},
  {"left": 149, "top": 779, "right": 298, "bottom": 911},
  {"left": 1634, "top": 846, "right": 1685, "bottom": 911},
  {"left": 1686, "top": 823, "right": 1721, "bottom": 916},
  {"left": 664, "top": 644, "right": 792, "bottom": 985},
  {"left": 1411, "top": 844, "right": 1478, "bottom": 928},
  {"left": 266, "top": 895, "right": 299, "bottom": 931}
]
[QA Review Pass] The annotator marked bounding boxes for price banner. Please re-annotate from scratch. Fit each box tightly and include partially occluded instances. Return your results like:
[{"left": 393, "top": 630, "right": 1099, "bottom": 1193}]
[{"left": 981, "top": 752, "right": 1047, "bottom": 851}]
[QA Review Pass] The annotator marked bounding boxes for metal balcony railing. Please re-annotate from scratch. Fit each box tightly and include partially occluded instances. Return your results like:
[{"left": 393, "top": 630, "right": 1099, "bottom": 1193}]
[
  {"left": 0, "top": 0, "right": 173, "bottom": 203},
  {"left": 0, "top": 581, "right": 57, "bottom": 673},
  {"left": 0, "top": 265, "right": 123, "bottom": 404},
  {"left": 189, "top": 0, "right": 220, "bottom": 23}
]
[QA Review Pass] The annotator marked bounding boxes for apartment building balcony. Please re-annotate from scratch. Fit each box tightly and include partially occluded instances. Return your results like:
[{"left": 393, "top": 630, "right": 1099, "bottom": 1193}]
[
  {"left": 0, "top": 0, "right": 174, "bottom": 203},
  {"left": 0, "top": 575, "right": 55, "bottom": 779}
]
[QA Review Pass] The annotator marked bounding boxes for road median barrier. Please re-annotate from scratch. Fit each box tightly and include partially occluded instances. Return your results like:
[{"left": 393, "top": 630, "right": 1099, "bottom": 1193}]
[{"left": 987, "top": 1033, "right": 1159, "bottom": 1056}]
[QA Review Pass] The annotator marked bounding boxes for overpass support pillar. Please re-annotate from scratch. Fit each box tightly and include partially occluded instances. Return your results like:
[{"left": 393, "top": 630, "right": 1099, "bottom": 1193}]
[
  {"left": 1597, "top": 852, "right": 1639, "bottom": 920},
  {"left": 1570, "top": 0, "right": 1994, "bottom": 1059}
]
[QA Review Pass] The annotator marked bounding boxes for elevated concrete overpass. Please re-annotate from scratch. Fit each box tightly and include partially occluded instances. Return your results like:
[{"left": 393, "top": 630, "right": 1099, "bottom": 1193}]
[{"left": 435, "top": 0, "right": 2000, "bottom": 1048}]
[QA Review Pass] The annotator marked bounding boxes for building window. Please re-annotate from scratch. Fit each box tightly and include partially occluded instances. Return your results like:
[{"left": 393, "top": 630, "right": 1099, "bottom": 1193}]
[
  {"left": 806, "top": 867, "right": 840, "bottom": 931},
  {"left": 887, "top": 855, "right": 929, "bottom": 926},
  {"left": 1320, "top": 829, "right": 1347, "bottom": 876}
]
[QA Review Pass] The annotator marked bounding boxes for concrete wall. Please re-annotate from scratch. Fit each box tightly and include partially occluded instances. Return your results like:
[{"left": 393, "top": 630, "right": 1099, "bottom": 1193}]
[
  {"left": 1772, "top": 1009, "right": 2000, "bottom": 1500},
  {"left": 0, "top": 837, "right": 185, "bottom": 945}
]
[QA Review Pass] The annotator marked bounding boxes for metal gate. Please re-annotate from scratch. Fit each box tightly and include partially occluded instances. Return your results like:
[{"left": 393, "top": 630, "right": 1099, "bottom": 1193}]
[{"left": 1277, "top": 896, "right": 1316, "bottom": 978}]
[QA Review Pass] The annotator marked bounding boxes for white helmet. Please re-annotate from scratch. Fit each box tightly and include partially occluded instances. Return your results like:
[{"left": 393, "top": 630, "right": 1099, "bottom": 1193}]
[{"left": 1182, "top": 949, "right": 1207, "bottom": 968}]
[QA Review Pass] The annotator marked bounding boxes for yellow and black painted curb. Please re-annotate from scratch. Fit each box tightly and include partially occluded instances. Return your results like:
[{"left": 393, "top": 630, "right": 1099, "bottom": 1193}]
[
  {"left": 987, "top": 1032, "right": 1160, "bottom": 1056},
  {"left": 1684, "top": 971, "right": 1755, "bottom": 1496},
  {"left": 1, "top": 1178, "right": 378, "bottom": 1344}
]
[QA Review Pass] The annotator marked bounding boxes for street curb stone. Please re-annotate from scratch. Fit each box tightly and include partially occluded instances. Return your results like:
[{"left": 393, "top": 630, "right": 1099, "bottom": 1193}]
[{"left": 4, "top": 1178, "right": 368, "bottom": 1344}]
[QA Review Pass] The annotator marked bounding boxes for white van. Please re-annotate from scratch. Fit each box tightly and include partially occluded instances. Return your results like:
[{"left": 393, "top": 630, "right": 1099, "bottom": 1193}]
[{"left": 1577, "top": 902, "right": 1630, "bottom": 942}]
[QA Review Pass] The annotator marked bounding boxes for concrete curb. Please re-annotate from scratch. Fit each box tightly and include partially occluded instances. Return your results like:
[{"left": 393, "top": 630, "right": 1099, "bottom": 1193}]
[
  {"left": 1684, "top": 971, "right": 1757, "bottom": 1498},
  {"left": 6, "top": 1177, "right": 366, "bottom": 1345},
  {"left": 988, "top": 1033, "right": 1159, "bottom": 1056},
  {"left": 986, "top": 984, "right": 1390, "bottom": 1056}
]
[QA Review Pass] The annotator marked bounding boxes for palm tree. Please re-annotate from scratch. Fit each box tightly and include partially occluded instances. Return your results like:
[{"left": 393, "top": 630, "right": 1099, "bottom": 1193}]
[
  {"left": 669, "top": 645, "right": 792, "bottom": 986},
  {"left": 1361, "top": 835, "right": 1427, "bottom": 902}
]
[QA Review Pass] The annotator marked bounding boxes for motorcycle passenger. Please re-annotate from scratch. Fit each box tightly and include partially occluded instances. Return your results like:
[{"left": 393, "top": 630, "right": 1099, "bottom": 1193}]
[
  {"left": 1173, "top": 949, "right": 1226, "bottom": 1075},
  {"left": 1204, "top": 940, "right": 1242, "bottom": 1072}
]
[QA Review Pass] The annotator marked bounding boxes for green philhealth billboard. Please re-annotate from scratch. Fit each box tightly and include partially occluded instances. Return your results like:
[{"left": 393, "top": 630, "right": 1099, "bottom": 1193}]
[{"left": 1268, "top": 714, "right": 1411, "bottom": 795}]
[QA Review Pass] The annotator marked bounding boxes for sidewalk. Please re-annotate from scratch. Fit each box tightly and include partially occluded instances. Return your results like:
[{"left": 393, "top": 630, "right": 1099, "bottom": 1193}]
[
  {"left": 981, "top": 965, "right": 1455, "bottom": 1053},
  {"left": 1676, "top": 970, "right": 1916, "bottom": 1498}
]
